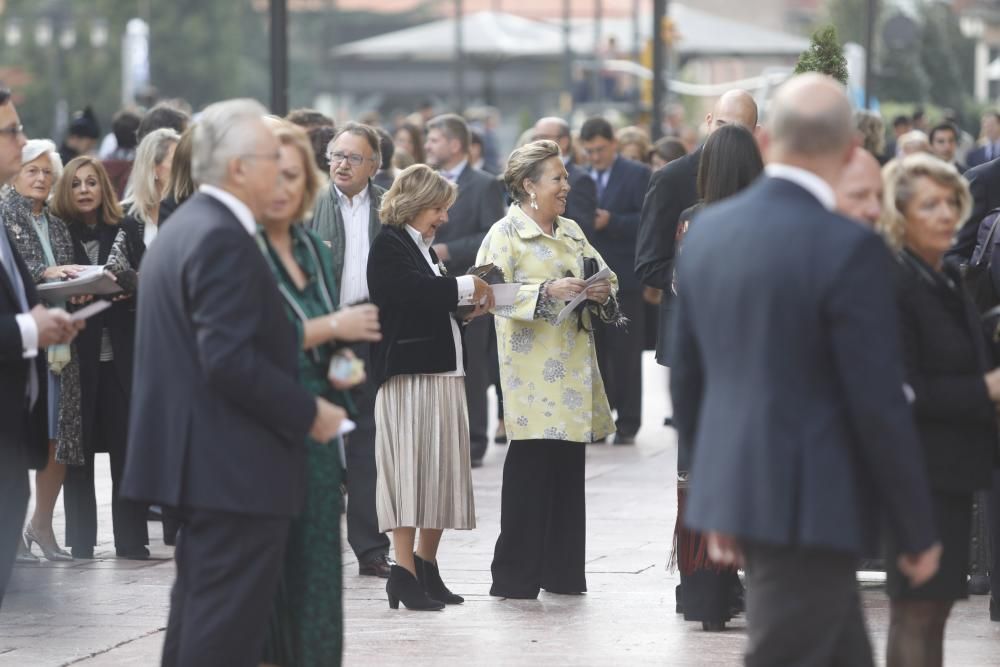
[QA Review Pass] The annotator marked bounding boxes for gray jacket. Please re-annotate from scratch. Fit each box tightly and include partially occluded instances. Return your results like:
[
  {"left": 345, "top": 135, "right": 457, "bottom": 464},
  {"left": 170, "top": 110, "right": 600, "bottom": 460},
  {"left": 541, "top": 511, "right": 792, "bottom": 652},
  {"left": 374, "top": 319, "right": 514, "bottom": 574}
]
[{"left": 307, "top": 181, "right": 386, "bottom": 284}]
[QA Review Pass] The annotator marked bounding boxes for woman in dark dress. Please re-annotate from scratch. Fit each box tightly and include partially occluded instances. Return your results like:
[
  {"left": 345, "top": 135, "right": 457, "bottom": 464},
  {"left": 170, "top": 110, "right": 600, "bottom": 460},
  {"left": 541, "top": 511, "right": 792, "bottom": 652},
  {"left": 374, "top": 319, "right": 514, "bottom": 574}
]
[
  {"left": 879, "top": 153, "right": 999, "bottom": 666},
  {"left": 670, "top": 125, "right": 763, "bottom": 631}
]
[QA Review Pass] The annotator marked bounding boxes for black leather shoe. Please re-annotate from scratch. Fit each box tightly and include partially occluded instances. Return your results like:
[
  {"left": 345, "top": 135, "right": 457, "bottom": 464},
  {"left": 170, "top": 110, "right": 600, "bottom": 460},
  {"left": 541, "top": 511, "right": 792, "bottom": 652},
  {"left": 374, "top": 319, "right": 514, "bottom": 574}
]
[
  {"left": 613, "top": 434, "right": 636, "bottom": 445},
  {"left": 702, "top": 620, "right": 726, "bottom": 632},
  {"left": 969, "top": 574, "right": 991, "bottom": 596},
  {"left": 386, "top": 565, "right": 445, "bottom": 610},
  {"left": 116, "top": 546, "right": 150, "bottom": 560},
  {"left": 71, "top": 546, "right": 94, "bottom": 560},
  {"left": 359, "top": 553, "right": 395, "bottom": 578},
  {"left": 414, "top": 553, "right": 463, "bottom": 604}
]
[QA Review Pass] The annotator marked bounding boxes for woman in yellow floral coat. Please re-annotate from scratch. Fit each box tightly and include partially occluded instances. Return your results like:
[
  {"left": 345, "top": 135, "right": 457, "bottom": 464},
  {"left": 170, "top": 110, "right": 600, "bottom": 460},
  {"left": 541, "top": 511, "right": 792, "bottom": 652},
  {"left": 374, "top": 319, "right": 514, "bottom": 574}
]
[{"left": 477, "top": 140, "right": 623, "bottom": 599}]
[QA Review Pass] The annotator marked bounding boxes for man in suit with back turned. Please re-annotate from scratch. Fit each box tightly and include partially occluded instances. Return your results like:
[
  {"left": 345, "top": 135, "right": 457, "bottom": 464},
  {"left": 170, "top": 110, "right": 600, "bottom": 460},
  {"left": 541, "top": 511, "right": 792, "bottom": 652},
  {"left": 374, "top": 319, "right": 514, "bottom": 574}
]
[
  {"left": 0, "top": 88, "right": 83, "bottom": 610},
  {"left": 532, "top": 117, "right": 598, "bottom": 238},
  {"left": 121, "top": 99, "right": 346, "bottom": 666},
  {"left": 670, "top": 73, "right": 941, "bottom": 666},
  {"left": 424, "top": 113, "right": 506, "bottom": 466}
]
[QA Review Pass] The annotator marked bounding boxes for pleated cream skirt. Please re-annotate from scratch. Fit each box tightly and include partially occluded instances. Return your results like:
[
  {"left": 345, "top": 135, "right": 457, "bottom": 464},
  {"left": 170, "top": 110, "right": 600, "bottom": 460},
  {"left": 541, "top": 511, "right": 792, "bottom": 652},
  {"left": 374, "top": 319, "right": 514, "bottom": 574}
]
[{"left": 375, "top": 374, "right": 476, "bottom": 531}]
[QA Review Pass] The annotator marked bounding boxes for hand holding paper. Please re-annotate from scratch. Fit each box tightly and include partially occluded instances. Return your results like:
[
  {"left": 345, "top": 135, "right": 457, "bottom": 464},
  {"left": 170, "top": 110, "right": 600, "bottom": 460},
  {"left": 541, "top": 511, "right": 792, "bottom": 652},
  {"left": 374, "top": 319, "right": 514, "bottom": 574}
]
[{"left": 555, "top": 267, "right": 613, "bottom": 325}]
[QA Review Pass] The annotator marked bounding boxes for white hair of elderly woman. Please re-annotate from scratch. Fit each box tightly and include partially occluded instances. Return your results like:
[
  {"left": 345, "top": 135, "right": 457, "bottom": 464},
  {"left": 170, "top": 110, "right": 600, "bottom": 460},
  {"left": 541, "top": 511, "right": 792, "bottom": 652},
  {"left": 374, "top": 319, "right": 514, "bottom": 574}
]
[
  {"left": 21, "top": 138, "right": 63, "bottom": 183},
  {"left": 190, "top": 98, "right": 269, "bottom": 186},
  {"left": 123, "top": 127, "right": 180, "bottom": 225}
]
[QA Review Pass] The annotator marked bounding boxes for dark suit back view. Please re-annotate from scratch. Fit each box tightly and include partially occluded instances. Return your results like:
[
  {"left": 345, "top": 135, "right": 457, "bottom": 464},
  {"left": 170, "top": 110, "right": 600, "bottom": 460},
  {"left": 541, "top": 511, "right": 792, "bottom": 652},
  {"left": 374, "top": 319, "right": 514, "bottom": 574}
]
[
  {"left": 122, "top": 190, "right": 316, "bottom": 666},
  {"left": 671, "top": 174, "right": 936, "bottom": 666}
]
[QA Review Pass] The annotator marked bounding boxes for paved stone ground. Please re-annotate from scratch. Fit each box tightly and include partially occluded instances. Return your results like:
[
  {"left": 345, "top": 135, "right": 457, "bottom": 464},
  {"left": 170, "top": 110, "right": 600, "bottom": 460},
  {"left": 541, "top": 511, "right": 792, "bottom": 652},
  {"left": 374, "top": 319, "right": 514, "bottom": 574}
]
[{"left": 2, "top": 354, "right": 999, "bottom": 666}]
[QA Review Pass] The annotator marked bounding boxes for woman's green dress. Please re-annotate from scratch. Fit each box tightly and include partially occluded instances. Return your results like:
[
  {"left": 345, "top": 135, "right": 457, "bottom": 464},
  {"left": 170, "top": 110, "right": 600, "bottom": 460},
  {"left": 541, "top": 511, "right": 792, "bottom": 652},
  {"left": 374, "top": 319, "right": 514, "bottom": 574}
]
[{"left": 259, "top": 224, "right": 354, "bottom": 667}]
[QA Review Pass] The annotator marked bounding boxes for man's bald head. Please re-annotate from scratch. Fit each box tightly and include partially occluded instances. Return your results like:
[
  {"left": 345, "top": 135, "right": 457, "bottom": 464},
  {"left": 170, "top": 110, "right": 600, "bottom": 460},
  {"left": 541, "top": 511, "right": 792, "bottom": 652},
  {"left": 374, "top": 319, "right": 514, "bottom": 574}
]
[
  {"left": 767, "top": 74, "right": 854, "bottom": 160},
  {"left": 533, "top": 116, "right": 572, "bottom": 155},
  {"left": 706, "top": 89, "right": 759, "bottom": 134},
  {"left": 835, "top": 147, "right": 883, "bottom": 227}
]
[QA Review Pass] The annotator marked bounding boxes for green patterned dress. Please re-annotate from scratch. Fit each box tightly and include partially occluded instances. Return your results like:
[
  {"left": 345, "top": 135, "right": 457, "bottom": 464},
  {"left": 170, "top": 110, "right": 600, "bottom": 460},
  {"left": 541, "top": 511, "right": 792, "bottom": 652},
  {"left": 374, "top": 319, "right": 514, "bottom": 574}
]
[{"left": 259, "top": 224, "right": 353, "bottom": 667}]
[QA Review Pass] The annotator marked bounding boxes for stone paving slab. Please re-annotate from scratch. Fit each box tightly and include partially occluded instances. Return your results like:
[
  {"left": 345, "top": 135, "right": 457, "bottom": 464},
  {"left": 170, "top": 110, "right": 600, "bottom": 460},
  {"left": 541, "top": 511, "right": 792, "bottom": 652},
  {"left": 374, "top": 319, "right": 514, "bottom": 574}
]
[{"left": 1, "top": 355, "right": 999, "bottom": 666}]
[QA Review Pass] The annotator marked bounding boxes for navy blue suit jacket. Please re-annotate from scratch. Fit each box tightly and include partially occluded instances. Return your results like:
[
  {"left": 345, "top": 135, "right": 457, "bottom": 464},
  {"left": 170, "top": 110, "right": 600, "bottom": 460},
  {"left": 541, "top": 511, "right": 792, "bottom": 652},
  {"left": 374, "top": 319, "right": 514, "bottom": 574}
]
[
  {"left": 670, "top": 176, "right": 936, "bottom": 556},
  {"left": 966, "top": 145, "right": 992, "bottom": 170},
  {"left": 590, "top": 157, "right": 650, "bottom": 292},
  {"left": 948, "top": 157, "right": 1000, "bottom": 263}
]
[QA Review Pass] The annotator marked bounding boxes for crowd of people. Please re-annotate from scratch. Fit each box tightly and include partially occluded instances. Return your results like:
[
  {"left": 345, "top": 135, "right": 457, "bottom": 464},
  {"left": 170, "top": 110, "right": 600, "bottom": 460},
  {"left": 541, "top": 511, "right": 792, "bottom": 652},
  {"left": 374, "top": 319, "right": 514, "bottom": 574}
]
[{"left": 0, "top": 73, "right": 999, "bottom": 666}]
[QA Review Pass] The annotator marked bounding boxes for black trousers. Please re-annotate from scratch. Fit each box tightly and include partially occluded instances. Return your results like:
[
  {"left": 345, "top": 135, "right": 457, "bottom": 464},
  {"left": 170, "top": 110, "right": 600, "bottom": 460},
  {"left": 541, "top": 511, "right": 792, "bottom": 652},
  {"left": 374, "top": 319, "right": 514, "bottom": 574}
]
[
  {"left": 63, "top": 361, "right": 147, "bottom": 551},
  {"left": 490, "top": 439, "right": 586, "bottom": 598},
  {"left": 595, "top": 290, "right": 644, "bottom": 437},
  {"left": 743, "top": 542, "right": 874, "bottom": 667},
  {"left": 991, "top": 470, "right": 1000, "bottom": 605},
  {"left": 345, "top": 343, "right": 390, "bottom": 562},
  {"left": 465, "top": 314, "right": 492, "bottom": 461},
  {"left": 0, "top": 443, "right": 29, "bottom": 610},
  {"left": 162, "top": 508, "right": 289, "bottom": 667}
]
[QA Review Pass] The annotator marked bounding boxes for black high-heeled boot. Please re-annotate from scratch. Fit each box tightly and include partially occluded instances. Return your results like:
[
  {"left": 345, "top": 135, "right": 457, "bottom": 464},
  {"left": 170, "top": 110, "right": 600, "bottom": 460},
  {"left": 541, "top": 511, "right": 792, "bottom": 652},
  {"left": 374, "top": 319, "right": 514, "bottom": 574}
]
[
  {"left": 386, "top": 565, "right": 445, "bottom": 611},
  {"left": 414, "top": 553, "right": 464, "bottom": 604}
]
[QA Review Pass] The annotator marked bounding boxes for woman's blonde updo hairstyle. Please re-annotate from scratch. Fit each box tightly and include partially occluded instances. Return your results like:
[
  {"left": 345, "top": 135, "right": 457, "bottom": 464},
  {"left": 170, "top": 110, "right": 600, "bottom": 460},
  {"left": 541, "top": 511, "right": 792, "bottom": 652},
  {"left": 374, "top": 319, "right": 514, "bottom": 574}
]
[
  {"left": 380, "top": 164, "right": 457, "bottom": 227},
  {"left": 504, "top": 140, "right": 561, "bottom": 205},
  {"left": 878, "top": 153, "right": 972, "bottom": 251}
]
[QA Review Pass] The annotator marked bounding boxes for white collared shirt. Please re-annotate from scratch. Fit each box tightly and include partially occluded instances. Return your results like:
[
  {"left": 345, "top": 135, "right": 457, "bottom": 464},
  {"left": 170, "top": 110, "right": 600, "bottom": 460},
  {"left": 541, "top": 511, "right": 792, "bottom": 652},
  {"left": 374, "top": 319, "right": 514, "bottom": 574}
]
[
  {"left": 764, "top": 163, "right": 836, "bottom": 211},
  {"left": 199, "top": 184, "right": 257, "bottom": 235},
  {"left": 335, "top": 184, "right": 372, "bottom": 305},
  {"left": 441, "top": 159, "right": 468, "bottom": 183},
  {"left": 404, "top": 224, "right": 475, "bottom": 377}
]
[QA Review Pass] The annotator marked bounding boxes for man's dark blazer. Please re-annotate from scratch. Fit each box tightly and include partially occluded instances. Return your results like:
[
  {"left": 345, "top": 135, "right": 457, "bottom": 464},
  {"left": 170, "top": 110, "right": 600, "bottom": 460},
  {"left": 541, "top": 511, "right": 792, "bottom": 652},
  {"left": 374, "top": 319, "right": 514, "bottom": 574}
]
[
  {"left": 367, "top": 224, "right": 465, "bottom": 389},
  {"left": 670, "top": 176, "right": 936, "bottom": 557},
  {"left": 949, "top": 157, "right": 1000, "bottom": 262},
  {"left": 966, "top": 145, "right": 993, "bottom": 170},
  {"left": 0, "top": 230, "right": 48, "bottom": 470},
  {"left": 565, "top": 162, "right": 597, "bottom": 240},
  {"left": 589, "top": 157, "right": 650, "bottom": 293},
  {"left": 435, "top": 163, "right": 505, "bottom": 274},
  {"left": 635, "top": 147, "right": 701, "bottom": 364},
  {"left": 121, "top": 193, "right": 317, "bottom": 517}
]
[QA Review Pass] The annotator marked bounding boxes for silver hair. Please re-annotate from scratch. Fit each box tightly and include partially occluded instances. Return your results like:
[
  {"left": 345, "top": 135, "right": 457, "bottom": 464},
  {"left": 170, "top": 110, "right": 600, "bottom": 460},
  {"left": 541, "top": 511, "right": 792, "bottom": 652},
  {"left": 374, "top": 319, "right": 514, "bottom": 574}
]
[
  {"left": 123, "top": 127, "right": 180, "bottom": 225},
  {"left": 21, "top": 139, "right": 63, "bottom": 182},
  {"left": 190, "top": 98, "right": 269, "bottom": 186}
]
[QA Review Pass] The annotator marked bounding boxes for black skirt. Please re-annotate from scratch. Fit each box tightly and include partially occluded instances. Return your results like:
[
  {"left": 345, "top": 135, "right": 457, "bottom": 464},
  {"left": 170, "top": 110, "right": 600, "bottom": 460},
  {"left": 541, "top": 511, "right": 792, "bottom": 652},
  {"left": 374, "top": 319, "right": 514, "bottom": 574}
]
[{"left": 886, "top": 491, "right": 972, "bottom": 601}]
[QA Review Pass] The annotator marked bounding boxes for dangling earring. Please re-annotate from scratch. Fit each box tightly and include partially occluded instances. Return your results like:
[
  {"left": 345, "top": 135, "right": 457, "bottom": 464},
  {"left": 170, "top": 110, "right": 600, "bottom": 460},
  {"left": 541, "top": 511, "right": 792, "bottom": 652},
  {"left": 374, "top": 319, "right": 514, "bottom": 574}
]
[{"left": 529, "top": 192, "right": 539, "bottom": 210}]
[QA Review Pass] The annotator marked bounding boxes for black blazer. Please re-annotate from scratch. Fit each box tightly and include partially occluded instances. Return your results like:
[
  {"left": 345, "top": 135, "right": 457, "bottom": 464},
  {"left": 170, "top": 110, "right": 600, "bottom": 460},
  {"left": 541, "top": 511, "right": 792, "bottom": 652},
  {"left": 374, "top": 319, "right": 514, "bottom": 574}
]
[
  {"left": 121, "top": 193, "right": 316, "bottom": 517},
  {"left": 0, "top": 229, "right": 48, "bottom": 470},
  {"left": 894, "top": 250, "right": 998, "bottom": 493},
  {"left": 589, "top": 157, "right": 650, "bottom": 293},
  {"left": 367, "top": 224, "right": 463, "bottom": 388},
  {"left": 565, "top": 162, "right": 598, "bottom": 241},
  {"left": 635, "top": 147, "right": 700, "bottom": 364},
  {"left": 671, "top": 176, "right": 936, "bottom": 557},
  {"left": 434, "top": 163, "right": 505, "bottom": 274},
  {"left": 949, "top": 157, "right": 1000, "bottom": 262}
]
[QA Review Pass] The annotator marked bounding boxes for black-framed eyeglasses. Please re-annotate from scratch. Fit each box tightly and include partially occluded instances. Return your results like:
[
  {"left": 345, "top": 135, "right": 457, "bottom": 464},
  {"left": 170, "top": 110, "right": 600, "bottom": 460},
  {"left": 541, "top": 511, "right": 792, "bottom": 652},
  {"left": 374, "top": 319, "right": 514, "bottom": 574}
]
[
  {"left": 327, "top": 151, "right": 373, "bottom": 168},
  {"left": 0, "top": 123, "right": 24, "bottom": 139}
]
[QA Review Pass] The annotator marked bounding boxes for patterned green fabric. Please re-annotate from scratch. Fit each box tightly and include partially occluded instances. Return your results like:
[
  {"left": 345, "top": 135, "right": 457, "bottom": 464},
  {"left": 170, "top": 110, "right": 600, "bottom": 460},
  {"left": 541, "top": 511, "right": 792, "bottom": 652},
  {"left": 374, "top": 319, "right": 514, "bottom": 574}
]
[{"left": 260, "top": 223, "right": 345, "bottom": 667}]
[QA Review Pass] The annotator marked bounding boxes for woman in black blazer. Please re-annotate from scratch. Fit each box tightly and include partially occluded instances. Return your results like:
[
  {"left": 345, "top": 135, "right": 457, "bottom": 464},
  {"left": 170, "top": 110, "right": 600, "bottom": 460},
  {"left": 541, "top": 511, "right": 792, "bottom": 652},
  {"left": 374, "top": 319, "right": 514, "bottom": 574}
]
[
  {"left": 880, "top": 153, "right": 1000, "bottom": 666},
  {"left": 367, "top": 164, "right": 493, "bottom": 611}
]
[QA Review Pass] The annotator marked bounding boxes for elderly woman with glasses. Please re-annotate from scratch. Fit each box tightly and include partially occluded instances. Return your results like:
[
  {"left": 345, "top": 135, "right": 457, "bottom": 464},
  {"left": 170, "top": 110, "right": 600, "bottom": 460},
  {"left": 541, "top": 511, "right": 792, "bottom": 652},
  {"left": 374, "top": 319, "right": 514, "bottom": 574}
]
[{"left": 1, "top": 139, "right": 85, "bottom": 562}]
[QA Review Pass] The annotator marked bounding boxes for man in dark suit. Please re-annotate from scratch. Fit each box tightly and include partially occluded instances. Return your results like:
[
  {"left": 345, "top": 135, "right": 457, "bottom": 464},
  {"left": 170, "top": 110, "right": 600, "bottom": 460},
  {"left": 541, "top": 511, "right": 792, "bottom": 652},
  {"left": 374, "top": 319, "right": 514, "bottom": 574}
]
[
  {"left": 671, "top": 74, "right": 941, "bottom": 666},
  {"left": 0, "top": 89, "right": 83, "bottom": 609},
  {"left": 635, "top": 89, "right": 758, "bottom": 368},
  {"left": 948, "top": 156, "right": 1000, "bottom": 263},
  {"left": 424, "top": 113, "right": 506, "bottom": 465},
  {"left": 577, "top": 117, "right": 651, "bottom": 444},
  {"left": 929, "top": 122, "right": 967, "bottom": 174},
  {"left": 965, "top": 110, "right": 1000, "bottom": 169},
  {"left": 308, "top": 122, "right": 394, "bottom": 578},
  {"left": 121, "top": 100, "right": 346, "bottom": 666},
  {"left": 532, "top": 117, "right": 597, "bottom": 238}
]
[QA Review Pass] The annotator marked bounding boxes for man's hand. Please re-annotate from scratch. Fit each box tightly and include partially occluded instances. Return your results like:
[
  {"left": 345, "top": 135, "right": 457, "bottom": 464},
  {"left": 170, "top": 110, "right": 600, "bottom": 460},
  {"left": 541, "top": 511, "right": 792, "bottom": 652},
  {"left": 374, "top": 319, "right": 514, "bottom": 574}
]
[
  {"left": 594, "top": 209, "right": 611, "bottom": 231},
  {"left": 31, "top": 305, "right": 83, "bottom": 347},
  {"left": 309, "top": 397, "right": 348, "bottom": 444},
  {"left": 897, "top": 542, "right": 942, "bottom": 588},
  {"left": 432, "top": 244, "right": 450, "bottom": 262},
  {"left": 707, "top": 532, "right": 745, "bottom": 568}
]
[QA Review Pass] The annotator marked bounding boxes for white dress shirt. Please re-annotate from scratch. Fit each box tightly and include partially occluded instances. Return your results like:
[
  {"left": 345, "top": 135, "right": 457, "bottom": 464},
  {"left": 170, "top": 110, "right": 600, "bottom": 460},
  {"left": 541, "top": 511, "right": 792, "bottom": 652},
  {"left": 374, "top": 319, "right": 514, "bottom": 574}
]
[
  {"left": 199, "top": 184, "right": 258, "bottom": 235},
  {"left": 336, "top": 185, "right": 371, "bottom": 305},
  {"left": 440, "top": 159, "right": 468, "bottom": 183},
  {"left": 404, "top": 224, "right": 475, "bottom": 377},
  {"left": 764, "top": 163, "right": 836, "bottom": 211}
]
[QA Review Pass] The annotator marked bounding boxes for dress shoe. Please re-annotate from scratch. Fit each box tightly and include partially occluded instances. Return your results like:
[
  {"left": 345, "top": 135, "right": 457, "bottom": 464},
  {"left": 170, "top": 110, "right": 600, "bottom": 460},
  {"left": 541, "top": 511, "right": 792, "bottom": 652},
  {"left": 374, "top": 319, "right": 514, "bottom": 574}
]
[
  {"left": 969, "top": 574, "right": 991, "bottom": 596},
  {"left": 414, "top": 553, "right": 463, "bottom": 604},
  {"left": 116, "top": 546, "right": 150, "bottom": 560},
  {"left": 613, "top": 434, "right": 636, "bottom": 446},
  {"left": 359, "top": 552, "right": 395, "bottom": 578},
  {"left": 489, "top": 583, "right": 539, "bottom": 599},
  {"left": 702, "top": 620, "right": 726, "bottom": 632},
  {"left": 386, "top": 565, "right": 444, "bottom": 610},
  {"left": 23, "top": 523, "right": 73, "bottom": 562},
  {"left": 71, "top": 546, "right": 94, "bottom": 560},
  {"left": 15, "top": 538, "right": 39, "bottom": 564}
]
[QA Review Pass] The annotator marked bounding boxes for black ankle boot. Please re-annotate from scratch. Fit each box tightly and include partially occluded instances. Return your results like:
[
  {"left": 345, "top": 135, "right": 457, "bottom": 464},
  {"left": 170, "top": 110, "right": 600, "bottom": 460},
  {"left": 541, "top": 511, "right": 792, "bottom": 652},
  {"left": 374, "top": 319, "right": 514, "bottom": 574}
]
[
  {"left": 414, "top": 553, "right": 464, "bottom": 604},
  {"left": 386, "top": 565, "right": 444, "bottom": 611}
]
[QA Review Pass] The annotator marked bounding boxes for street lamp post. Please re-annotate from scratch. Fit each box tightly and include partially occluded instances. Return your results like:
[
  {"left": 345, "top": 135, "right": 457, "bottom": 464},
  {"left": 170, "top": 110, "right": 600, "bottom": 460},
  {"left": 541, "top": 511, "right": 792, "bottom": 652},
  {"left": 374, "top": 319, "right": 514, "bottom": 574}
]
[
  {"left": 454, "top": 0, "right": 465, "bottom": 112},
  {"left": 864, "top": 0, "right": 876, "bottom": 109},
  {"left": 651, "top": 0, "right": 668, "bottom": 141},
  {"left": 270, "top": 0, "right": 289, "bottom": 116}
]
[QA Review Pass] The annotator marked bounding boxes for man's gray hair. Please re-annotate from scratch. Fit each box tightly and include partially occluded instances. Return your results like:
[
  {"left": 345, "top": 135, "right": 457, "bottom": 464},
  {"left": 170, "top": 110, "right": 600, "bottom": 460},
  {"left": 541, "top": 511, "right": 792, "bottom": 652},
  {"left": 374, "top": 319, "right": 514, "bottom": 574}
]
[
  {"left": 191, "top": 98, "right": 268, "bottom": 186},
  {"left": 21, "top": 139, "right": 63, "bottom": 182}
]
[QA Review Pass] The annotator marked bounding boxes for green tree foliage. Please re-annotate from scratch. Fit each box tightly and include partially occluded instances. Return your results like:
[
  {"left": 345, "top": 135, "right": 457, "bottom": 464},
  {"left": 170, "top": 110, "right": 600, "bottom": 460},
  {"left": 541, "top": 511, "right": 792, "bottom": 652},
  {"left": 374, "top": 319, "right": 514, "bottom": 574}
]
[{"left": 794, "top": 25, "right": 849, "bottom": 84}]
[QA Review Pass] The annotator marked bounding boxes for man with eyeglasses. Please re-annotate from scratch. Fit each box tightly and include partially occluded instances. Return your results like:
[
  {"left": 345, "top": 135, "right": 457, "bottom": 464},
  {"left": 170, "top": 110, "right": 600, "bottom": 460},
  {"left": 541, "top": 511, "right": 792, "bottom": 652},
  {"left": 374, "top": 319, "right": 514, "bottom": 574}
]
[
  {"left": 0, "top": 88, "right": 84, "bottom": 610},
  {"left": 307, "top": 122, "right": 395, "bottom": 578}
]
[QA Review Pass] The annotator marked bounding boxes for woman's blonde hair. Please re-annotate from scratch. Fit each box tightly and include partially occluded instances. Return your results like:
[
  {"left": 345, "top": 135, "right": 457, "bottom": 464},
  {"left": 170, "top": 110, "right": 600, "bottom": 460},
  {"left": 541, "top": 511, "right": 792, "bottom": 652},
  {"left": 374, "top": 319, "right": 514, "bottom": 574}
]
[
  {"left": 617, "top": 125, "right": 652, "bottom": 162},
  {"left": 380, "top": 164, "right": 456, "bottom": 227},
  {"left": 271, "top": 120, "right": 323, "bottom": 222},
  {"left": 878, "top": 153, "right": 972, "bottom": 250},
  {"left": 168, "top": 125, "right": 196, "bottom": 204},
  {"left": 51, "top": 156, "right": 123, "bottom": 226},
  {"left": 123, "top": 127, "right": 180, "bottom": 225},
  {"left": 504, "top": 139, "right": 561, "bottom": 205}
]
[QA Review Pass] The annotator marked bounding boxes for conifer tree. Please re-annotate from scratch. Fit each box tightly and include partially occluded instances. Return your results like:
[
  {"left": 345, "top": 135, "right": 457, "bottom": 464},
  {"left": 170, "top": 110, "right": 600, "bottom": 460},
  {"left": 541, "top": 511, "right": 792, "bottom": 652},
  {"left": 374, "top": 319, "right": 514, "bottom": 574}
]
[{"left": 794, "top": 25, "right": 849, "bottom": 85}]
